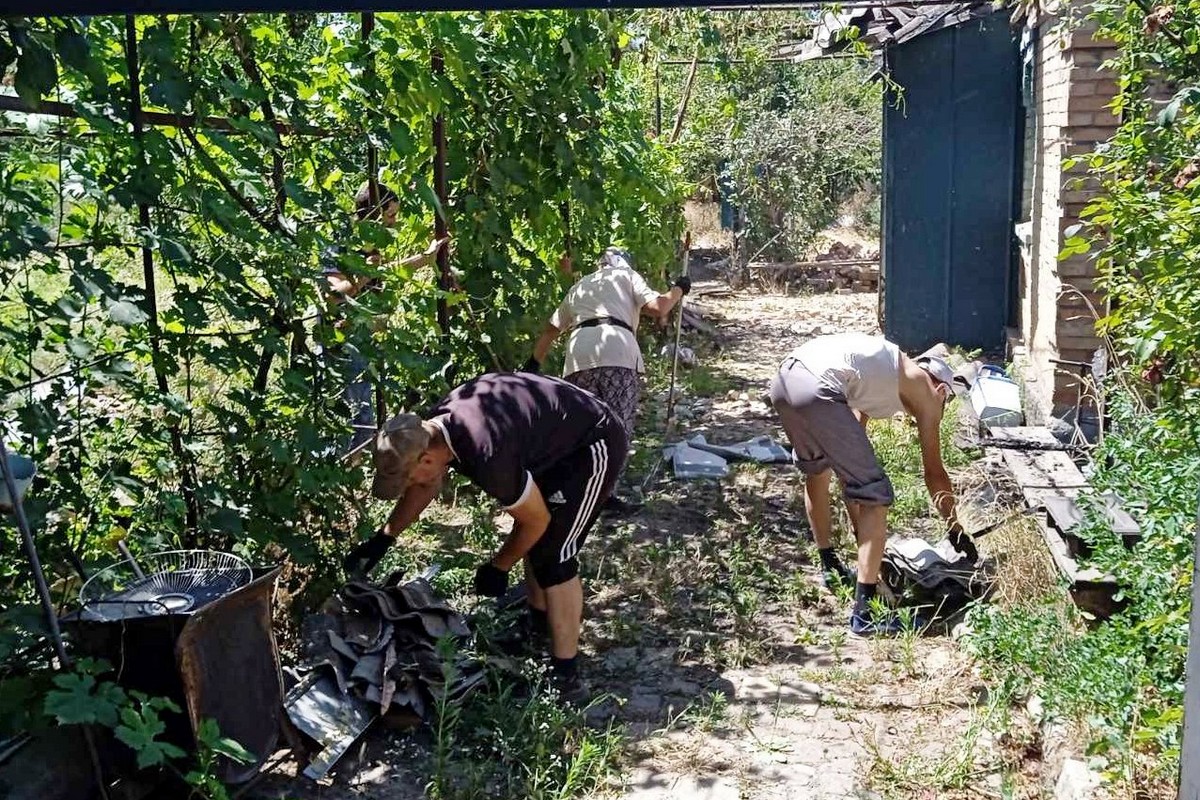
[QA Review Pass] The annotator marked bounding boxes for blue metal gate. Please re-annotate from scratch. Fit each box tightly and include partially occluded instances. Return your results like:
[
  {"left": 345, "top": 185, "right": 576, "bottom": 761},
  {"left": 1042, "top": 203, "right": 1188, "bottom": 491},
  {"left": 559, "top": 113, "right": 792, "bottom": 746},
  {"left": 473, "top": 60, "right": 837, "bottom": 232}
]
[{"left": 881, "top": 13, "right": 1022, "bottom": 352}]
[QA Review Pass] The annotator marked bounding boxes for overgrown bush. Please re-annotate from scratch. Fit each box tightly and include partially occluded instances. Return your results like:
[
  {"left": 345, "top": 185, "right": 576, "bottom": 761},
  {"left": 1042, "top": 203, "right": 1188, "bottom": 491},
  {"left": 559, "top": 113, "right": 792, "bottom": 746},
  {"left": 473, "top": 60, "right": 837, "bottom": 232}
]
[
  {"left": 967, "top": 387, "right": 1198, "bottom": 786},
  {"left": 0, "top": 9, "right": 683, "bottom": 747},
  {"left": 638, "top": 11, "right": 882, "bottom": 260}
]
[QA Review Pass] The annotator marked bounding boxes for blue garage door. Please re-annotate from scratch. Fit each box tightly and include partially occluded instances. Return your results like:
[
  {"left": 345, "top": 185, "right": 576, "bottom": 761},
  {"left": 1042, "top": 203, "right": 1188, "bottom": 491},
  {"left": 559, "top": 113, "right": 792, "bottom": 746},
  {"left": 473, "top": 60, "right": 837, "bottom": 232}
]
[{"left": 882, "top": 13, "right": 1022, "bottom": 353}]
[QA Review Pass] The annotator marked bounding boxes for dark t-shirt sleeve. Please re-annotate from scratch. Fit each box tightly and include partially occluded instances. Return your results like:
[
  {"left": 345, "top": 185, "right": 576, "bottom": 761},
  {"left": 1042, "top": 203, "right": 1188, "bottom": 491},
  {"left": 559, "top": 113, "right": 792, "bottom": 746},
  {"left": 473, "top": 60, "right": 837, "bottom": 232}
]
[
  {"left": 429, "top": 374, "right": 611, "bottom": 508},
  {"left": 429, "top": 414, "right": 532, "bottom": 508}
]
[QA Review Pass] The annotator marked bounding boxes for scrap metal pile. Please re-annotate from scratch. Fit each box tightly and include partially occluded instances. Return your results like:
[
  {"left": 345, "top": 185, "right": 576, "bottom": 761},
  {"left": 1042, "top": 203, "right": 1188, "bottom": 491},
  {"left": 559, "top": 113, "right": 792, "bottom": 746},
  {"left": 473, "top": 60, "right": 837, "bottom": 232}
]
[{"left": 301, "top": 572, "right": 482, "bottom": 719}]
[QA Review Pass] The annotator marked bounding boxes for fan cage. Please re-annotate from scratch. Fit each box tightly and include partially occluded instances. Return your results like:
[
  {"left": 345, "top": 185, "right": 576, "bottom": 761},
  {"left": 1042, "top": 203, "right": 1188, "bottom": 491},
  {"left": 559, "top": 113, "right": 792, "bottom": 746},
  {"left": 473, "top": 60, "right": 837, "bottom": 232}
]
[{"left": 79, "top": 549, "right": 252, "bottom": 621}]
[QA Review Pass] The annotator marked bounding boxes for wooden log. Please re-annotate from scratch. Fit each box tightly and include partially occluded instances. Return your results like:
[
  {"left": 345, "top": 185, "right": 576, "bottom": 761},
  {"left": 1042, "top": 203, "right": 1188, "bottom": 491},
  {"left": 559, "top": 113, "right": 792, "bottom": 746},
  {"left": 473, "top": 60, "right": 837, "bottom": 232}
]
[{"left": 748, "top": 259, "right": 879, "bottom": 272}]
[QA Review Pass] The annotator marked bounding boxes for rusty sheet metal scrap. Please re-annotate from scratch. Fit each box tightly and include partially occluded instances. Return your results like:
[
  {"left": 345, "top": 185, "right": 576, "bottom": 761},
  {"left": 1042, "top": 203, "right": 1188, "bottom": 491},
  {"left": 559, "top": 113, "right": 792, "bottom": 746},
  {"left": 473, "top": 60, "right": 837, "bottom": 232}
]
[{"left": 288, "top": 566, "right": 486, "bottom": 780}]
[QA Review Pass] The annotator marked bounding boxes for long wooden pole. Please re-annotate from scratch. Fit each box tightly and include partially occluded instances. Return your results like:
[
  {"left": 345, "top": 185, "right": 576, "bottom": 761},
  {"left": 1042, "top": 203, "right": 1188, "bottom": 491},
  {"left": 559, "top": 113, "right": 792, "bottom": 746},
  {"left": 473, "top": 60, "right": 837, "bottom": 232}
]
[
  {"left": 669, "top": 52, "right": 699, "bottom": 145},
  {"left": 664, "top": 231, "right": 691, "bottom": 433},
  {"left": 1180, "top": 483, "right": 1200, "bottom": 800}
]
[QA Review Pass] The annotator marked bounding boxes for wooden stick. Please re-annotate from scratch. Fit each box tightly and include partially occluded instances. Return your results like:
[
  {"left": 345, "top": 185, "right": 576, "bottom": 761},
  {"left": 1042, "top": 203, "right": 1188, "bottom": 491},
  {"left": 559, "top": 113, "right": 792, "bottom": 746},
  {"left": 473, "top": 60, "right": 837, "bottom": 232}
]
[
  {"left": 669, "top": 52, "right": 699, "bottom": 145},
  {"left": 664, "top": 232, "right": 691, "bottom": 433}
]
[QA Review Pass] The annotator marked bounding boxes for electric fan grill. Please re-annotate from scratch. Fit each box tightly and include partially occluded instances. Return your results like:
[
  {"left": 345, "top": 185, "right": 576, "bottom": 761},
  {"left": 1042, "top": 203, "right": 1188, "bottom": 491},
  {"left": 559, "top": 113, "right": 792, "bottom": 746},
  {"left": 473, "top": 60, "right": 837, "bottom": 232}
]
[{"left": 80, "top": 550, "right": 252, "bottom": 621}]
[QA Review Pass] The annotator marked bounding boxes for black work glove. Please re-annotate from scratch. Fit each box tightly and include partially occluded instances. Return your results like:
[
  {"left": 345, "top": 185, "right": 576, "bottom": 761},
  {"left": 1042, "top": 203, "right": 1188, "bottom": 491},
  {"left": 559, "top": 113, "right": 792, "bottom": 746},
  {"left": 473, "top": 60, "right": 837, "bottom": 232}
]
[
  {"left": 343, "top": 532, "right": 393, "bottom": 577},
  {"left": 948, "top": 523, "right": 980, "bottom": 564},
  {"left": 520, "top": 356, "right": 541, "bottom": 374},
  {"left": 672, "top": 274, "right": 692, "bottom": 295},
  {"left": 473, "top": 562, "right": 509, "bottom": 598}
]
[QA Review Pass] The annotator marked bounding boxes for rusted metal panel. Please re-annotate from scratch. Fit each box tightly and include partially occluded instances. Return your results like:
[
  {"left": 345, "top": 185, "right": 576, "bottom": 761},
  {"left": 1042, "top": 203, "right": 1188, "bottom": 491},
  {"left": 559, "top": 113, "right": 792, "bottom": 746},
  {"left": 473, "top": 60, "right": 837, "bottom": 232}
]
[{"left": 176, "top": 567, "right": 285, "bottom": 785}]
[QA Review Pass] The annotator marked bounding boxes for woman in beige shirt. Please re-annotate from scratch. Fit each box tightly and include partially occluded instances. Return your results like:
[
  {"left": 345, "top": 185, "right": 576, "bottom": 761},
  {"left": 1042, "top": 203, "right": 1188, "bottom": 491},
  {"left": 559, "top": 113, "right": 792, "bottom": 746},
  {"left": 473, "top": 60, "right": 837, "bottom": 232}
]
[{"left": 524, "top": 247, "right": 688, "bottom": 510}]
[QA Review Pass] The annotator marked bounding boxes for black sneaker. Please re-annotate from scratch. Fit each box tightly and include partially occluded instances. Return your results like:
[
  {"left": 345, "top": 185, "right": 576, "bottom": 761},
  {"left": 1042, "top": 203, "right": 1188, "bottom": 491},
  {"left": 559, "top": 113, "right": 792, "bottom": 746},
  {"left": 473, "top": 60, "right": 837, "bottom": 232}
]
[
  {"left": 601, "top": 495, "right": 641, "bottom": 516},
  {"left": 550, "top": 670, "right": 590, "bottom": 706},
  {"left": 849, "top": 609, "right": 930, "bottom": 638},
  {"left": 822, "top": 561, "right": 857, "bottom": 592}
]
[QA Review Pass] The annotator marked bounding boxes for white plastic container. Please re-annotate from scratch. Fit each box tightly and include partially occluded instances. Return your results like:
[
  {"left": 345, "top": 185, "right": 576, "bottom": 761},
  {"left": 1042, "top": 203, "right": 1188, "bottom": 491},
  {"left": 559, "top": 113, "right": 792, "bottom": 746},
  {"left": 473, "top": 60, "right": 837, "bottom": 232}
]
[{"left": 970, "top": 366, "right": 1023, "bottom": 427}]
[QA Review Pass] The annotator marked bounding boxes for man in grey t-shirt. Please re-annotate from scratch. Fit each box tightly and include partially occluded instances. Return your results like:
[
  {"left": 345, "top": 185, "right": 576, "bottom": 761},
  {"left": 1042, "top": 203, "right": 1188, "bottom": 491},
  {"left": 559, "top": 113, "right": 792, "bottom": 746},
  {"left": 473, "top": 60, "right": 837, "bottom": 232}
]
[
  {"left": 344, "top": 372, "right": 626, "bottom": 701},
  {"left": 768, "top": 334, "right": 970, "bottom": 636}
]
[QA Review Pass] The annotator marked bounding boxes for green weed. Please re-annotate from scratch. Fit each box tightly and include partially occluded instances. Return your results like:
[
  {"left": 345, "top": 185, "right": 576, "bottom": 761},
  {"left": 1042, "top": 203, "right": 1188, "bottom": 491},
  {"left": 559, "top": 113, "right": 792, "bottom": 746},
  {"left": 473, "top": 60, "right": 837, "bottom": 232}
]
[
  {"left": 863, "top": 684, "right": 1015, "bottom": 799},
  {"left": 965, "top": 389, "right": 1198, "bottom": 785},
  {"left": 427, "top": 656, "right": 626, "bottom": 800}
]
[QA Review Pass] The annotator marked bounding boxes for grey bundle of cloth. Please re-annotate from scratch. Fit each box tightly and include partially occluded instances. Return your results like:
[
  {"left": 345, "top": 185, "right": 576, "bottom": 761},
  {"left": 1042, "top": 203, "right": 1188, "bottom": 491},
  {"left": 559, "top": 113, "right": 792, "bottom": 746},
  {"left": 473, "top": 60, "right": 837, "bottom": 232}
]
[{"left": 302, "top": 574, "right": 480, "bottom": 719}]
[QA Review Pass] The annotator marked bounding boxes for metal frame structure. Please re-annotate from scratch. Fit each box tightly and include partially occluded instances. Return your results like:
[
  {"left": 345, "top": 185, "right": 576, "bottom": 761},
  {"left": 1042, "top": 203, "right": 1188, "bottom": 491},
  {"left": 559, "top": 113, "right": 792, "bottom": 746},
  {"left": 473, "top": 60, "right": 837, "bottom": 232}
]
[{"left": 6, "top": 0, "right": 974, "bottom": 12}]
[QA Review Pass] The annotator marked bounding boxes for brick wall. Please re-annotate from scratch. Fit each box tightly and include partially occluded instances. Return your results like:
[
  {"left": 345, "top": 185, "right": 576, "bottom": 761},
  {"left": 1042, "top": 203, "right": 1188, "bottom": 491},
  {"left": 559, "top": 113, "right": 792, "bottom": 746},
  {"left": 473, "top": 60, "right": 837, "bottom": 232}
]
[{"left": 1017, "top": 14, "right": 1118, "bottom": 422}]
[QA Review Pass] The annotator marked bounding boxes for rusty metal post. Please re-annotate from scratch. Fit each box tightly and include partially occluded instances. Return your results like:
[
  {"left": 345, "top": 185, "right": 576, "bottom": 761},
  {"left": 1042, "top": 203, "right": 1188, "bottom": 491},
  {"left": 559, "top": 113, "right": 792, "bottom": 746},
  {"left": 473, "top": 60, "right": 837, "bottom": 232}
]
[
  {"left": 432, "top": 48, "right": 451, "bottom": 347},
  {"left": 124, "top": 14, "right": 198, "bottom": 536},
  {"left": 2, "top": 441, "right": 112, "bottom": 799},
  {"left": 0, "top": 445, "right": 68, "bottom": 667}
]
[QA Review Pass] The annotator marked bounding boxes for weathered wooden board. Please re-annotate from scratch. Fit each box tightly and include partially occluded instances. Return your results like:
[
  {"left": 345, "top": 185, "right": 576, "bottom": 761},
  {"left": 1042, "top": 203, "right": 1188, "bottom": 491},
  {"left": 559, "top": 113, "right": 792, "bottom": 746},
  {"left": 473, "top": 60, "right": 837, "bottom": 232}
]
[
  {"left": 1022, "top": 486, "right": 1082, "bottom": 509},
  {"left": 983, "top": 426, "right": 1069, "bottom": 450},
  {"left": 1002, "top": 449, "right": 1088, "bottom": 489},
  {"left": 1043, "top": 493, "right": 1141, "bottom": 538},
  {"left": 1035, "top": 517, "right": 1120, "bottom": 618}
]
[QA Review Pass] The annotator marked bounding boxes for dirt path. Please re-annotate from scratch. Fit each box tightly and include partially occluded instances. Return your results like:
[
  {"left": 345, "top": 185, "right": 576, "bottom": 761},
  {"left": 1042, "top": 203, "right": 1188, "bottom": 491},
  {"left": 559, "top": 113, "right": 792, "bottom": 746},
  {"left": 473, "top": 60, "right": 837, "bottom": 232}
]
[
  {"left": 255, "top": 283, "right": 1037, "bottom": 800},
  {"left": 585, "top": 286, "right": 1000, "bottom": 800}
]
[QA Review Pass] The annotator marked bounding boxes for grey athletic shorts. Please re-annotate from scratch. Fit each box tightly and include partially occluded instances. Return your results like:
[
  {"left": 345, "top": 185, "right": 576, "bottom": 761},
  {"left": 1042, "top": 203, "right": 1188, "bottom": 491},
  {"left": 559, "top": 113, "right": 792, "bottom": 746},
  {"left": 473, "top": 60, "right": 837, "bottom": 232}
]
[{"left": 768, "top": 357, "right": 895, "bottom": 506}]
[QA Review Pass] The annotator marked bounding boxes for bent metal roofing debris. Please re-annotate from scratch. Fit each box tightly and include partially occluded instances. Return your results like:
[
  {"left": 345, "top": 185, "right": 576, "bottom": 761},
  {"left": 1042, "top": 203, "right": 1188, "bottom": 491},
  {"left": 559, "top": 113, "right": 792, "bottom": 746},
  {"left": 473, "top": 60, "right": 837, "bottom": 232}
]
[{"left": 779, "top": 1, "right": 997, "bottom": 61}]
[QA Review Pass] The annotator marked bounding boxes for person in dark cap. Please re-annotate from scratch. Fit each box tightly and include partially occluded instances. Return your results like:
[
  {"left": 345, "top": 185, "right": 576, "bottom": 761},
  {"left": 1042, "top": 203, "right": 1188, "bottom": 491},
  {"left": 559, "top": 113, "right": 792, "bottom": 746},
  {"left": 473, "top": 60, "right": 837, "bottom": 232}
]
[
  {"left": 767, "top": 333, "right": 969, "bottom": 636},
  {"left": 343, "top": 372, "right": 627, "bottom": 700}
]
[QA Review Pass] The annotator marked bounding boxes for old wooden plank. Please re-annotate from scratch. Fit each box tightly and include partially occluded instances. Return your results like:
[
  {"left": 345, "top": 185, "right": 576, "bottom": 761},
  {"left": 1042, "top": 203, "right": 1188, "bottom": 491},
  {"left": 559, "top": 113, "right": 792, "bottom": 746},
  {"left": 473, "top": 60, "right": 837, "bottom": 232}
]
[
  {"left": 1036, "top": 517, "right": 1121, "bottom": 617},
  {"left": 1043, "top": 493, "right": 1141, "bottom": 539},
  {"left": 983, "top": 426, "right": 1068, "bottom": 450},
  {"left": 1036, "top": 516, "right": 1080, "bottom": 581},
  {"left": 1002, "top": 449, "right": 1088, "bottom": 489},
  {"left": 1022, "top": 486, "right": 1082, "bottom": 509}
]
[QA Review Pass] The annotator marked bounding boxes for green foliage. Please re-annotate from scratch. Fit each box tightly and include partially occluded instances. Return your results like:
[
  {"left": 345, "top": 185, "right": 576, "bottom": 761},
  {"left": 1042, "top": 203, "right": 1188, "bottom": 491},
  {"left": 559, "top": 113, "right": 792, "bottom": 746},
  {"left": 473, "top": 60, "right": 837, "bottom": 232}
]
[
  {"left": 186, "top": 718, "right": 255, "bottom": 800},
  {"left": 967, "top": 388, "right": 1199, "bottom": 781},
  {"left": 40, "top": 659, "right": 251, "bottom": 799},
  {"left": 115, "top": 694, "right": 188, "bottom": 770},
  {"left": 43, "top": 659, "right": 128, "bottom": 728},
  {"left": 0, "top": 7, "right": 682, "bottom": 757},
  {"left": 1072, "top": 0, "right": 1200, "bottom": 423},
  {"left": 635, "top": 11, "right": 882, "bottom": 259},
  {"left": 426, "top": 635, "right": 623, "bottom": 800}
]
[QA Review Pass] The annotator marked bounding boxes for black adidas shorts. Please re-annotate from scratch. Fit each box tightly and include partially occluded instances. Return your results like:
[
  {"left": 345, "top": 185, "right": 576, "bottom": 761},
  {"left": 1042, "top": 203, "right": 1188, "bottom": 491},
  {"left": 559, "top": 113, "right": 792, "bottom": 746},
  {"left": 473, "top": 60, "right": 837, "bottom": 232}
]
[{"left": 526, "top": 422, "right": 627, "bottom": 588}]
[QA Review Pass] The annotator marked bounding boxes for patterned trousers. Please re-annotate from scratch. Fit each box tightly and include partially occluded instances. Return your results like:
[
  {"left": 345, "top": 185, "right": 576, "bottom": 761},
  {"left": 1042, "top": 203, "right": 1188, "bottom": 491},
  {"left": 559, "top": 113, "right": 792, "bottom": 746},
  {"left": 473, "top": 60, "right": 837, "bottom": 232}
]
[{"left": 565, "top": 366, "right": 641, "bottom": 448}]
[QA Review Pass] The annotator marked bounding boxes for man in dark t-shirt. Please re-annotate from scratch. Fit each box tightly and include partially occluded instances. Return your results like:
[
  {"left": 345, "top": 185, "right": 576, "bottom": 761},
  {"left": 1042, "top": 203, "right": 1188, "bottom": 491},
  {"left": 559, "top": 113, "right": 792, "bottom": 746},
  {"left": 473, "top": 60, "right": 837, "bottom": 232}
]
[{"left": 343, "top": 372, "right": 627, "bottom": 700}]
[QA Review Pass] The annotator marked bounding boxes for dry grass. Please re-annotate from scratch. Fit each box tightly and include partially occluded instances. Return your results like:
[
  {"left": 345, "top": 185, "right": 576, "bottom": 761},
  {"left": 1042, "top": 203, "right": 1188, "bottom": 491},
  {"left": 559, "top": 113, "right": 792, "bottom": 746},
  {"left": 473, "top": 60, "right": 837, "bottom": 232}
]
[{"left": 983, "top": 517, "right": 1064, "bottom": 610}]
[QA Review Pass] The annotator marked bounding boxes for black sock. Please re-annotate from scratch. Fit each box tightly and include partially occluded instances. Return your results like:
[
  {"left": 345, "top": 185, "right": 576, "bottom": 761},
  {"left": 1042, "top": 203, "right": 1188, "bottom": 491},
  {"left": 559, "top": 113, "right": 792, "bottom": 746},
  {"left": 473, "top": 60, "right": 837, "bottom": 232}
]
[
  {"left": 818, "top": 547, "right": 842, "bottom": 571},
  {"left": 550, "top": 655, "right": 579, "bottom": 678},
  {"left": 854, "top": 581, "right": 878, "bottom": 619},
  {"left": 528, "top": 607, "right": 549, "bottom": 636}
]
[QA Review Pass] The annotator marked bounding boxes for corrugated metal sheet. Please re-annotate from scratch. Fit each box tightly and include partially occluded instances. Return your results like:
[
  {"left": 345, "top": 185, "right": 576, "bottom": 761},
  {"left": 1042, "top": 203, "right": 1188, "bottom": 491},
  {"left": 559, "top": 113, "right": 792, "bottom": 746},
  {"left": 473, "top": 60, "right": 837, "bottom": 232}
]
[
  {"left": 881, "top": 12, "right": 1021, "bottom": 352},
  {"left": 786, "top": 2, "right": 994, "bottom": 61}
]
